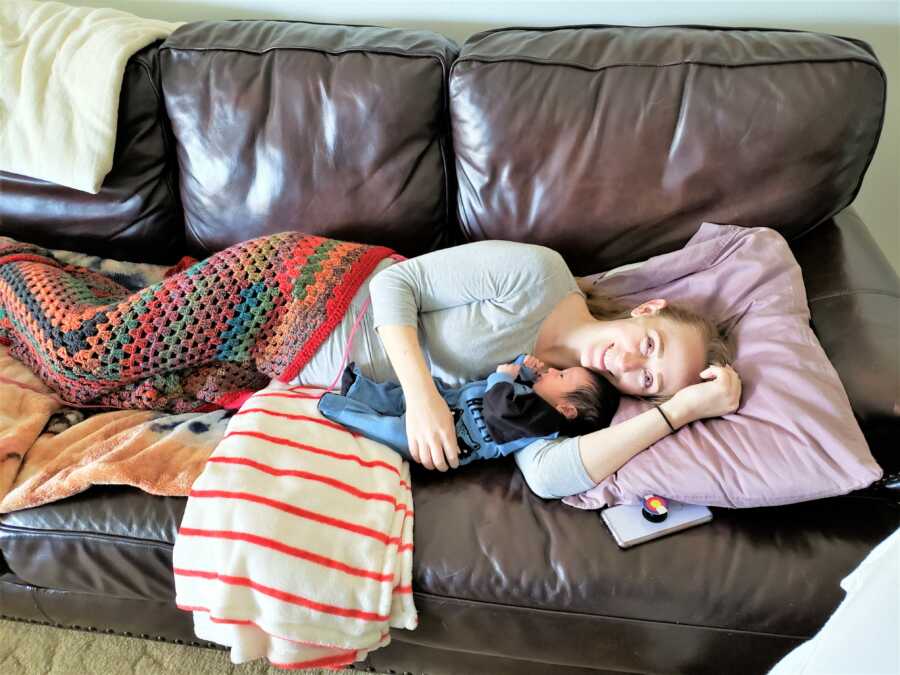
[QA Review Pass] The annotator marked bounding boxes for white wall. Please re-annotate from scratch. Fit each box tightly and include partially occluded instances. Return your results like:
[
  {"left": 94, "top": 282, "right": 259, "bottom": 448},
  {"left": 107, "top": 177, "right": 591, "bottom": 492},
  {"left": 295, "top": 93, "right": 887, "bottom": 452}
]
[{"left": 71, "top": 0, "right": 899, "bottom": 273}]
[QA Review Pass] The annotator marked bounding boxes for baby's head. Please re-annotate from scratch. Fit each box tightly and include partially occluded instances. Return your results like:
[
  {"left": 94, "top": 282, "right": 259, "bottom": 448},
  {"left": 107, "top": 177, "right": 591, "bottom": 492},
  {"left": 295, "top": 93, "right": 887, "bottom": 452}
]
[{"left": 532, "top": 365, "right": 620, "bottom": 434}]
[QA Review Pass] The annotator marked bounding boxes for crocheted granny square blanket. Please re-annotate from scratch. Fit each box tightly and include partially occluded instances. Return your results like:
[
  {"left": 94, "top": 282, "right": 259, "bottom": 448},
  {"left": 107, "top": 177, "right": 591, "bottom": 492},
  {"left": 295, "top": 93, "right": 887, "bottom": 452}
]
[{"left": 0, "top": 233, "right": 394, "bottom": 412}]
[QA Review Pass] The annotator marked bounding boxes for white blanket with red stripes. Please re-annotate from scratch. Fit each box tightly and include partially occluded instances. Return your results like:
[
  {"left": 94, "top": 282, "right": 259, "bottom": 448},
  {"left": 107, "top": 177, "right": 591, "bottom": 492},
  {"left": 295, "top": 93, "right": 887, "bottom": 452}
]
[{"left": 172, "top": 385, "right": 416, "bottom": 669}]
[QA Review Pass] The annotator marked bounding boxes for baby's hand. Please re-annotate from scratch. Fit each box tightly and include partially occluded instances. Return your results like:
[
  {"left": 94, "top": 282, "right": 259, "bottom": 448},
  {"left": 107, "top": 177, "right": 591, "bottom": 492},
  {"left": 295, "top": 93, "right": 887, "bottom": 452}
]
[
  {"left": 523, "top": 354, "right": 546, "bottom": 373},
  {"left": 496, "top": 363, "right": 521, "bottom": 377}
]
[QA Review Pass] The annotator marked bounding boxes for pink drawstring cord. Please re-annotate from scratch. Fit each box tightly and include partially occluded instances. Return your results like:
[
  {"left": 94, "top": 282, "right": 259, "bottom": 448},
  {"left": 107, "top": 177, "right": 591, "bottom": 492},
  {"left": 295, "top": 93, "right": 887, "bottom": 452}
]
[
  {"left": 322, "top": 252, "right": 406, "bottom": 394},
  {"left": 324, "top": 295, "right": 371, "bottom": 394}
]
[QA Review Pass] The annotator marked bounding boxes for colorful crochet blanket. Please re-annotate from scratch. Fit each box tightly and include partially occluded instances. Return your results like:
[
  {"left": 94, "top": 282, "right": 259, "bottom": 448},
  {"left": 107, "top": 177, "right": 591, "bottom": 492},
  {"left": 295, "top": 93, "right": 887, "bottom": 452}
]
[{"left": 0, "top": 233, "right": 394, "bottom": 412}]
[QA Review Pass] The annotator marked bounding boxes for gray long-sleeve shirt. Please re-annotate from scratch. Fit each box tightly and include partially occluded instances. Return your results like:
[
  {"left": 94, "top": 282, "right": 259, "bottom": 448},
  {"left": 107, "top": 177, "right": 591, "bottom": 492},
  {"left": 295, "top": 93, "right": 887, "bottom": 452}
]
[{"left": 289, "top": 240, "right": 598, "bottom": 499}]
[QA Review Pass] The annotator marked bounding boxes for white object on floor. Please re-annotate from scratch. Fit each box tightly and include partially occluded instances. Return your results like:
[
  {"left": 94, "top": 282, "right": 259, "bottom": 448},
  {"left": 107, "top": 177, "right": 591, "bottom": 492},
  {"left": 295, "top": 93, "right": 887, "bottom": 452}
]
[
  {"left": 173, "top": 384, "right": 417, "bottom": 669},
  {"left": 0, "top": 0, "right": 182, "bottom": 193},
  {"left": 768, "top": 526, "right": 900, "bottom": 675}
]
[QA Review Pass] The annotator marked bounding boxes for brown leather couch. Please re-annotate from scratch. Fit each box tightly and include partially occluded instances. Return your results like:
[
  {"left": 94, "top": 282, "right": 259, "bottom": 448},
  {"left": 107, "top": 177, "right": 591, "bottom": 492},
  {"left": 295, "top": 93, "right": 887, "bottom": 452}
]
[{"left": 1, "top": 20, "right": 897, "bottom": 675}]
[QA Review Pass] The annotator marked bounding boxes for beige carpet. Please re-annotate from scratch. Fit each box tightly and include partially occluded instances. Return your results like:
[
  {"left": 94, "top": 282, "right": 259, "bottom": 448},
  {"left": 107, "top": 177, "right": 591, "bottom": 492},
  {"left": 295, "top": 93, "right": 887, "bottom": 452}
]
[{"left": 0, "top": 619, "right": 385, "bottom": 674}]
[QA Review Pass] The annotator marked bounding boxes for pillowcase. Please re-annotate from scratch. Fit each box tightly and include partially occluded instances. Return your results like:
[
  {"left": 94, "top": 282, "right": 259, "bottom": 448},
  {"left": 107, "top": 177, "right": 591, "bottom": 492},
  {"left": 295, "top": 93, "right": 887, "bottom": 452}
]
[{"left": 564, "top": 222, "right": 882, "bottom": 509}]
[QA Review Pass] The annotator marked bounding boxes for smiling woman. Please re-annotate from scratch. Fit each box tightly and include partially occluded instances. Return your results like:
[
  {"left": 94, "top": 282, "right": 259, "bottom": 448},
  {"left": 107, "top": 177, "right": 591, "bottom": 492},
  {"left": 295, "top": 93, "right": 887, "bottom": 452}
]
[{"left": 576, "top": 297, "right": 732, "bottom": 400}]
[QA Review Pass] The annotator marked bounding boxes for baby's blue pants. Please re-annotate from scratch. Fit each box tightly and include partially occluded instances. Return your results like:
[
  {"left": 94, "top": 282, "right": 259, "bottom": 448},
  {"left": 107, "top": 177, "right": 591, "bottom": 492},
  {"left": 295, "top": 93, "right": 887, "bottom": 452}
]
[{"left": 317, "top": 370, "right": 474, "bottom": 464}]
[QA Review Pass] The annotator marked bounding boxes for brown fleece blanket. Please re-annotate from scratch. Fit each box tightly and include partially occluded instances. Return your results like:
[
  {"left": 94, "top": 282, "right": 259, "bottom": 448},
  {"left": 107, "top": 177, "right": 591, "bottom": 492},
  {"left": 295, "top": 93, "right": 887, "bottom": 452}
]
[
  {"left": 0, "top": 344, "right": 229, "bottom": 513},
  {"left": 0, "top": 345, "right": 61, "bottom": 503}
]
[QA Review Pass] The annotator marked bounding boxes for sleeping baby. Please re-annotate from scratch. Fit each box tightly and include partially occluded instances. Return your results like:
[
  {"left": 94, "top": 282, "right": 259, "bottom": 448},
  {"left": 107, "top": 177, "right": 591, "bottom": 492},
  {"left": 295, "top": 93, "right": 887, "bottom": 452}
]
[{"left": 317, "top": 354, "right": 620, "bottom": 466}]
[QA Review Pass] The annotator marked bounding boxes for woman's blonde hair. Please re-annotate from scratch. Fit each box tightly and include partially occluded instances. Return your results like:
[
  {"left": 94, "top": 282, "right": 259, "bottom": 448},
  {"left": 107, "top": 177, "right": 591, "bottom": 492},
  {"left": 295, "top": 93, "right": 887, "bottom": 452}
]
[{"left": 584, "top": 290, "right": 733, "bottom": 402}]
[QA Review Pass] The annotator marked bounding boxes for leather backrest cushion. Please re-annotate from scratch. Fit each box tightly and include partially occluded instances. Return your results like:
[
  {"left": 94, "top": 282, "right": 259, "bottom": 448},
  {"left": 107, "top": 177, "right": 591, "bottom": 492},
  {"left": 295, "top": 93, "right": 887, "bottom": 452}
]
[
  {"left": 160, "top": 21, "right": 458, "bottom": 258},
  {"left": 0, "top": 41, "right": 185, "bottom": 264},
  {"left": 450, "top": 26, "right": 886, "bottom": 275}
]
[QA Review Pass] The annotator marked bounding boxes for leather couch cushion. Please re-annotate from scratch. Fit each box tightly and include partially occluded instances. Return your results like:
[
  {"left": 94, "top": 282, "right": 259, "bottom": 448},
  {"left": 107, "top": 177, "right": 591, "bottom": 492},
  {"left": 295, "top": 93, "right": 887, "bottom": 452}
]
[
  {"left": 450, "top": 26, "right": 886, "bottom": 275},
  {"left": 0, "top": 42, "right": 185, "bottom": 265},
  {"left": 159, "top": 21, "right": 459, "bottom": 258},
  {"left": 2, "top": 465, "right": 897, "bottom": 644},
  {"left": 0, "top": 486, "right": 184, "bottom": 601}
]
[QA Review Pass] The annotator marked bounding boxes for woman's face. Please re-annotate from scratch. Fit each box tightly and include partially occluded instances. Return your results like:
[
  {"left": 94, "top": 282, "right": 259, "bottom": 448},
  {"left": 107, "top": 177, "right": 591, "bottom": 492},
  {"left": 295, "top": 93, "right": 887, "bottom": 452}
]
[{"left": 582, "top": 305, "right": 707, "bottom": 397}]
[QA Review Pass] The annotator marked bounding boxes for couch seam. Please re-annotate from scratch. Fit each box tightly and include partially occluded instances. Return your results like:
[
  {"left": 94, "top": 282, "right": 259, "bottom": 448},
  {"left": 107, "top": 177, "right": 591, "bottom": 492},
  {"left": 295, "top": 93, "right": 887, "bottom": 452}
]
[
  {"left": 2, "top": 578, "right": 170, "bottom": 605},
  {"left": 0, "top": 525, "right": 172, "bottom": 551},
  {"left": 207, "top": 17, "right": 384, "bottom": 31},
  {"left": 409, "top": 591, "right": 814, "bottom": 641},
  {"left": 808, "top": 289, "right": 900, "bottom": 303},
  {"left": 452, "top": 54, "right": 880, "bottom": 74},
  {"left": 159, "top": 43, "right": 451, "bottom": 69},
  {"left": 464, "top": 24, "right": 876, "bottom": 55},
  {"left": 437, "top": 50, "right": 451, "bottom": 251}
]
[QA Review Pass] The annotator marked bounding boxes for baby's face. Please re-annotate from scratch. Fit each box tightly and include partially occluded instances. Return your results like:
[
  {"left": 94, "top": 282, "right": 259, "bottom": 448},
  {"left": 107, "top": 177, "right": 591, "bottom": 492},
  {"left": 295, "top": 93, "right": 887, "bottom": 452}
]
[{"left": 531, "top": 366, "right": 594, "bottom": 414}]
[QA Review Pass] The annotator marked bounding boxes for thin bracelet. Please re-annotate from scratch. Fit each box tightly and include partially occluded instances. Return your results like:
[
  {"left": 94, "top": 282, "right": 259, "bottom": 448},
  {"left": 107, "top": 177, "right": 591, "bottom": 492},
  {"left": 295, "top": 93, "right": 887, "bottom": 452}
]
[{"left": 655, "top": 404, "right": 676, "bottom": 433}]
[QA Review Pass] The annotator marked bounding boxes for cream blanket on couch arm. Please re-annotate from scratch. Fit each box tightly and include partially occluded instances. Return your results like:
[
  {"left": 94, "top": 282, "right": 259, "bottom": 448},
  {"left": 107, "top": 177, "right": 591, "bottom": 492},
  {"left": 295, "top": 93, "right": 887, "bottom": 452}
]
[{"left": 0, "top": 0, "right": 182, "bottom": 193}]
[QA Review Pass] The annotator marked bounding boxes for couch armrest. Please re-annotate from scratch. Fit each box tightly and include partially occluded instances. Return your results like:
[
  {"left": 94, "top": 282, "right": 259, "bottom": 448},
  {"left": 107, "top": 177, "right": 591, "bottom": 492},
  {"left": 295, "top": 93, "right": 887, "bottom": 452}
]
[{"left": 790, "top": 208, "right": 899, "bottom": 464}]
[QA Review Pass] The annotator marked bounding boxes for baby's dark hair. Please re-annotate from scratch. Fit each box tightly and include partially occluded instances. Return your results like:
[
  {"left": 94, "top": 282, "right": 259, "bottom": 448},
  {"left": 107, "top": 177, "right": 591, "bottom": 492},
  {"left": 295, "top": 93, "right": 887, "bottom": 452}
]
[{"left": 559, "top": 370, "right": 620, "bottom": 436}]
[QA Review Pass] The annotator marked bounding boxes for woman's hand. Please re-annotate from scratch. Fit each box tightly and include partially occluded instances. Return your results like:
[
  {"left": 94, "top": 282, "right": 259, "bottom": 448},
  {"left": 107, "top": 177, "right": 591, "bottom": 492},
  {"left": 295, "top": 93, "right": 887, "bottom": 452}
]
[
  {"left": 374, "top": 325, "right": 462, "bottom": 471},
  {"left": 667, "top": 365, "right": 742, "bottom": 426},
  {"left": 404, "top": 384, "right": 461, "bottom": 471}
]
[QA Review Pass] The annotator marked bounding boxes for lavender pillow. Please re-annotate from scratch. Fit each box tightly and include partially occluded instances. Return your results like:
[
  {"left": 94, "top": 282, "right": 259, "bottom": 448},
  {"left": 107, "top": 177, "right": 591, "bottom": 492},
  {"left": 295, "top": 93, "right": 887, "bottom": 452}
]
[{"left": 564, "top": 223, "right": 881, "bottom": 509}]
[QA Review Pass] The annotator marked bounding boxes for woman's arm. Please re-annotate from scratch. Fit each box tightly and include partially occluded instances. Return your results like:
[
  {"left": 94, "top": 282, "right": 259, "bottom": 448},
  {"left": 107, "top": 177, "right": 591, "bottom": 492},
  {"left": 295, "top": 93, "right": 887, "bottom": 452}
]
[
  {"left": 516, "top": 365, "right": 742, "bottom": 498},
  {"left": 368, "top": 240, "right": 571, "bottom": 327},
  {"left": 581, "top": 364, "right": 742, "bottom": 482},
  {"left": 514, "top": 408, "right": 678, "bottom": 499},
  {"left": 375, "top": 324, "right": 461, "bottom": 471},
  {"left": 577, "top": 400, "right": 685, "bottom": 483}
]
